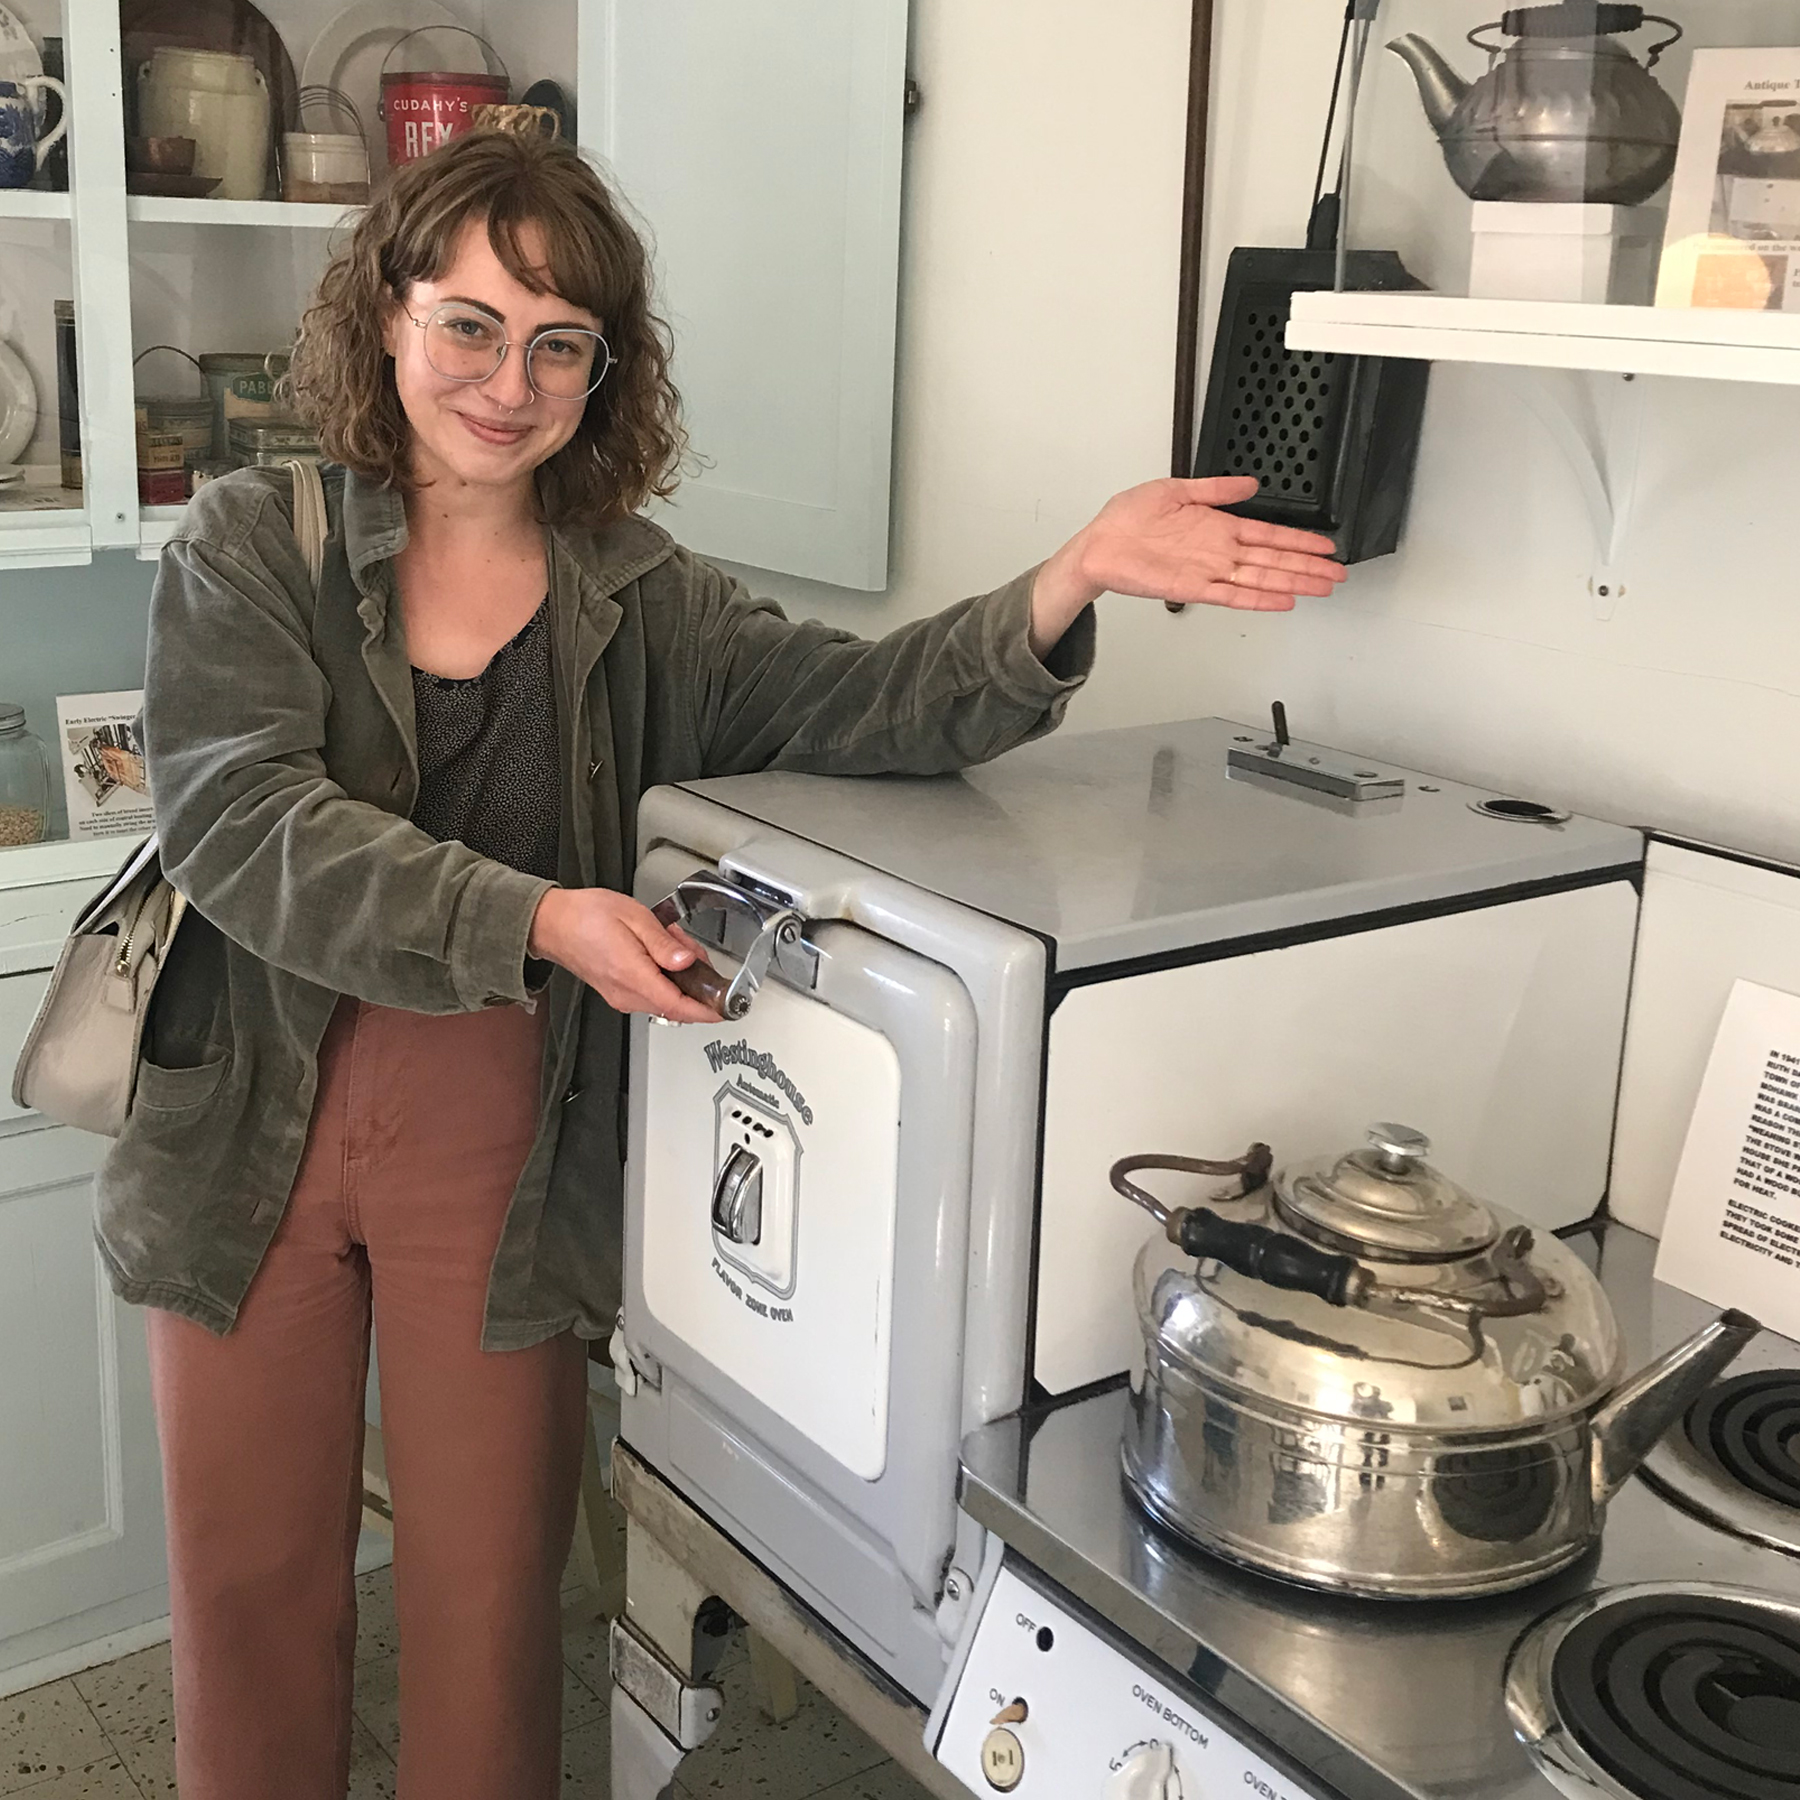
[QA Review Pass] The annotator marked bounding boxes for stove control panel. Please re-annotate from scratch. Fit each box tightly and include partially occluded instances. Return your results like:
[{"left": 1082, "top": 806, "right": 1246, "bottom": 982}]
[{"left": 935, "top": 1562, "right": 1321, "bottom": 1800}]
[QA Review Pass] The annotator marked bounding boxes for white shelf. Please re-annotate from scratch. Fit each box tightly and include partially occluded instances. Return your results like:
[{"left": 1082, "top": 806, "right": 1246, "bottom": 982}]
[
  {"left": 126, "top": 196, "right": 360, "bottom": 230},
  {"left": 1286, "top": 292, "right": 1800, "bottom": 386},
  {"left": 0, "top": 835, "right": 127, "bottom": 896},
  {"left": 0, "top": 491, "right": 90, "bottom": 569},
  {"left": 0, "top": 191, "right": 71, "bottom": 222}
]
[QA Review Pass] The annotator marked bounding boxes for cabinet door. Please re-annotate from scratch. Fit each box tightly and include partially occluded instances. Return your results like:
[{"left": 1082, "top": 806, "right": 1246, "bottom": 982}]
[
  {"left": 0, "top": 1123, "right": 167, "bottom": 1680},
  {"left": 581, "top": 0, "right": 908, "bottom": 590}
]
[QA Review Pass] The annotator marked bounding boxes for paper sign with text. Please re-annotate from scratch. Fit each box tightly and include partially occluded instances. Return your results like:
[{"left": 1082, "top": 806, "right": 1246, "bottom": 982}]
[
  {"left": 1655, "top": 978, "right": 1800, "bottom": 1339},
  {"left": 55, "top": 689, "right": 152, "bottom": 842}
]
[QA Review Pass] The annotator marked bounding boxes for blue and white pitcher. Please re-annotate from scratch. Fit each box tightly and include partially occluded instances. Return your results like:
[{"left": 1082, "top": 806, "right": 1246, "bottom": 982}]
[{"left": 0, "top": 75, "right": 67, "bottom": 189}]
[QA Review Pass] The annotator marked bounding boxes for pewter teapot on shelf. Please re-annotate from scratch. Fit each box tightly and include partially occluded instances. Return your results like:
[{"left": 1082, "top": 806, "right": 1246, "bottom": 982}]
[{"left": 1389, "top": 2, "right": 1684, "bottom": 205}]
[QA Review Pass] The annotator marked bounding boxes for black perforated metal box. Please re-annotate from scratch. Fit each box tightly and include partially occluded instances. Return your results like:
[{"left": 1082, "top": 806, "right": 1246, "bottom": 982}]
[{"left": 1193, "top": 248, "right": 1430, "bottom": 564}]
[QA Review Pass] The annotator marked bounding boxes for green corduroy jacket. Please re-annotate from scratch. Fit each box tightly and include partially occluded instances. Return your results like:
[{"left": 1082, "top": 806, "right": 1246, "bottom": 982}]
[{"left": 99, "top": 465, "right": 1094, "bottom": 1347}]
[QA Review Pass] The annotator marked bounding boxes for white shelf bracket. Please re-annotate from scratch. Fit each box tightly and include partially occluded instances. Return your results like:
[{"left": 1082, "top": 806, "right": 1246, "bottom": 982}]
[{"left": 1510, "top": 368, "right": 1648, "bottom": 620}]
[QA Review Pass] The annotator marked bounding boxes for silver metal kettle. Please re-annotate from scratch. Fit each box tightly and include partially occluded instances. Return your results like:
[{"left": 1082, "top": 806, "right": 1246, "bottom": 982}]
[
  {"left": 1116, "top": 1126, "right": 1759, "bottom": 1599},
  {"left": 1389, "top": 2, "right": 1684, "bottom": 205}
]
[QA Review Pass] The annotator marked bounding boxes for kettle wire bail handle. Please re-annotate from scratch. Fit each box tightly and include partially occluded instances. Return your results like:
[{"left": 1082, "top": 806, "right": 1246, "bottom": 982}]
[
  {"left": 1109, "top": 1145, "right": 1275, "bottom": 1226},
  {"left": 1640, "top": 13, "right": 1683, "bottom": 66}
]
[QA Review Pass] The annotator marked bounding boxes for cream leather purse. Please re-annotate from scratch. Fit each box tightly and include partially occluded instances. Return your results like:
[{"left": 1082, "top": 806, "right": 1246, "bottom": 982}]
[{"left": 11, "top": 462, "right": 328, "bottom": 1136}]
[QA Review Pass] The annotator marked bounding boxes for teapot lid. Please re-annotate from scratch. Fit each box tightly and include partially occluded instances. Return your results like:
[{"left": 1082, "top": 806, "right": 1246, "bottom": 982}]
[{"left": 1273, "top": 1123, "right": 1500, "bottom": 1261}]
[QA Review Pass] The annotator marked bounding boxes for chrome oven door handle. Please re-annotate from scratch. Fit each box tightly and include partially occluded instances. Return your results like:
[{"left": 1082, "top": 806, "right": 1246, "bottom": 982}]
[
  {"left": 711, "top": 1145, "right": 763, "bottom": 1245},
  {"left": 652, "top": 871, "right": 817, "bottom": 1019}
]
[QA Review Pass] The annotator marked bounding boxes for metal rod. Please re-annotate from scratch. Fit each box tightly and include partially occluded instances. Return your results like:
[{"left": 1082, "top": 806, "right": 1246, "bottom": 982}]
[
  {"left": 1334, "top": 2, "right": 1381, "bottom": 293},
  {"left": 1169, "top": 0, "right": 1217, "bottom": 485}
]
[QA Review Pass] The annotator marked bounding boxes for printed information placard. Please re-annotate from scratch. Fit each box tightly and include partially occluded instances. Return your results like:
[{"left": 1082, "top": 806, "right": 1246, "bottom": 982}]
[
  {"left": 1655, "top": 978, "right": 1800, "bottom": 1339},
  {"left": 1657, "top": 48, "right": 1800, "bottom": 313},
  {"left": 55, "top": 689, "right": 152, "bottom": 841}
]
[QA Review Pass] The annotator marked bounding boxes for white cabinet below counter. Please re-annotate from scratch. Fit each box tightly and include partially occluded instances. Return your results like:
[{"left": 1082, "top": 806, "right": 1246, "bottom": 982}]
[
  {"left": 0, "top": 847, "right": 169, "bottom": 1694},
  {"left": 0, "top": 1121, "right": 168, "bottom": 1695}
]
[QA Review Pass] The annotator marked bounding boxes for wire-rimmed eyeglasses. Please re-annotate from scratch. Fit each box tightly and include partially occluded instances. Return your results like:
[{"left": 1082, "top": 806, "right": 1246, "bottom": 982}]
[{"left": 404, "top": 302, "right": 616, "bottom": 401}]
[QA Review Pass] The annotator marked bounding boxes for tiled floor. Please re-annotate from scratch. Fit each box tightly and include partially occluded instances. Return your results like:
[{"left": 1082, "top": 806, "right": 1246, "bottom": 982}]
[{"left": 3, "top": 1562, "right": 936, "bottom": 1799}]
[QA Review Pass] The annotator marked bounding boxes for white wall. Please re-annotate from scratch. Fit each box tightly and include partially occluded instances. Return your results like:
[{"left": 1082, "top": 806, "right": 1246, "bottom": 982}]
[{"left": 737, "top": 0, "right": 1800, "bottom": 869}]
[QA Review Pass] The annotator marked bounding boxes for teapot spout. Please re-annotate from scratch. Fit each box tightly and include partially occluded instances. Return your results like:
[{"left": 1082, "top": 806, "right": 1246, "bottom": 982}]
[
  {"left": 1386, "top": 34, "right": 1468, "bottom": 139},
  {"left": 1589, "top": 1310, "right": 1761, "bottom": 1508}
]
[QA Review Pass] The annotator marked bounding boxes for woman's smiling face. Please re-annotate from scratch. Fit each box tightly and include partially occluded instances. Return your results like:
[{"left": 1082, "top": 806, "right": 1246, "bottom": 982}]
[{"left": 383, "top": 216, "right": 601, "bottom": 495}]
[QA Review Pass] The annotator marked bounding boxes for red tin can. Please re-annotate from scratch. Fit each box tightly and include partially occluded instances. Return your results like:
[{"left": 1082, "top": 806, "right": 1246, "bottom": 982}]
[
  {"left": 381, "top": 67, "right": 509, "bottom": 165},
  {"left": 378, "top": 27, "right": 509, "bottom": 167}
]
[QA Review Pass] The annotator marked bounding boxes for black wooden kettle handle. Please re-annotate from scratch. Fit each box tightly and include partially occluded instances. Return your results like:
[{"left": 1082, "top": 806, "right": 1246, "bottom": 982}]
[{"left": 1173, "top": 1208, "right": 1371, "bottom": 1309}]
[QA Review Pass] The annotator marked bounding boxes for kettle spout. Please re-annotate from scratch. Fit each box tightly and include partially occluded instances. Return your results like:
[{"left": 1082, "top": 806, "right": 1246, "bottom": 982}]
[
  {"left": 1589, "top": 1310, "right": 1761, "bottom": 1508},
  {"left": 1386, "top": 34, "right": 1469, "bottom": 139}
]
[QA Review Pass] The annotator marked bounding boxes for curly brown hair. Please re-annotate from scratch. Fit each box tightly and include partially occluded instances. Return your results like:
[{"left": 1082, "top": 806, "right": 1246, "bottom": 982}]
[{"left": 286, "top": 131, "right": 685, "bottom": 525}]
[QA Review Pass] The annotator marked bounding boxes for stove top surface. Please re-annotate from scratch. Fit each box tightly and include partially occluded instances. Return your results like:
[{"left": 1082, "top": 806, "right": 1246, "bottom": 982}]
[{"left": 957, "top": 1225, "right": 1800, "bottom": 1800}]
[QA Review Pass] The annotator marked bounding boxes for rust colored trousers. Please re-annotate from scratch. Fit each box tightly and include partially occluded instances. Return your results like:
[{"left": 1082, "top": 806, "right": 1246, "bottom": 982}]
[{"left": 146, "top": 998, "right": 589, "bottom": 1800}]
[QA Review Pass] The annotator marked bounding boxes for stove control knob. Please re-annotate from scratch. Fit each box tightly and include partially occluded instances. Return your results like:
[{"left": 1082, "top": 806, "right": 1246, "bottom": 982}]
[
  {"left": 1107, "top": 1741, "right": 1182, "bottom": 1800},
  {"left": 979, "top": 1727, "right": 1025, "bottom": 1791}
]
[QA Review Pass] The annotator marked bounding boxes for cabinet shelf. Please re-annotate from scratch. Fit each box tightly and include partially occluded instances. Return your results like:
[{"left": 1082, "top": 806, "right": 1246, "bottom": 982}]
[
  {"left": 0, "top": 191, "right": 71, "bottom": 222},
  {"left": 0, "top": 835, "right": 125, "bottom": 896},
  {"left": 126, "top": 196, "right": 360, "bottom": 230},
  {"left": 0, "top": 497, "right": 90, "bottom": 571},
  {"left": 1285, "top": 292, "right": 1800, "bottom": 386}
]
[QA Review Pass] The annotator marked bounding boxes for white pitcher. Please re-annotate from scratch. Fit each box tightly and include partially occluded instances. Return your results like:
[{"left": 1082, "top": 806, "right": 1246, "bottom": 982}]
[{"left": 140, "top": 47, "right": 270, "bottom": 201}]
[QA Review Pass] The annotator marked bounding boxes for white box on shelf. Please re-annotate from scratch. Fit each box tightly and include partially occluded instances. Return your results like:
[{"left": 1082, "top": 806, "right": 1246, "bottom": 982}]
[{"left": 1469, "top": 202, "right": 1664, "bottom": 306}]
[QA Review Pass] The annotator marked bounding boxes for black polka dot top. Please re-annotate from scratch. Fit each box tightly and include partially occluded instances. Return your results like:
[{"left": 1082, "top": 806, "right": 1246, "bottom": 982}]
[{"left": 409, "top": 598, "right": 560, "bottom": 884}]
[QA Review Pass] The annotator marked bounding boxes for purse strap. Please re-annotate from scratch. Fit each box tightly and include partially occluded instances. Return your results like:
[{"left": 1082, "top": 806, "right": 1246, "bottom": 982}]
[{"left": 286, "top": 459, "right": 328, "bottom": 588}]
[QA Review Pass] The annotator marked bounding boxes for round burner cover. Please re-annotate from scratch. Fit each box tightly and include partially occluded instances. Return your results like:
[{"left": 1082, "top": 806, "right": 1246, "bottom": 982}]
[
  {"left": 1549, "top": 1592, "right": 1800, "bottom": 1800},
  {"left": 1687, "top": 1372, "right": 1800, "bottom": 1511}
]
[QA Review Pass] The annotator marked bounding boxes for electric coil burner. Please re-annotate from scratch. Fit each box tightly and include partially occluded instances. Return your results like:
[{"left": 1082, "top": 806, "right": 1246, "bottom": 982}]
[
  {"left": 1691, "top": 1373, "right": 1800, "bottom": 1505},
  {"left": 1645, "top": 1364, "right": 1800, "bottom": 1557},
  {"left": 1506, "top": 1584, "right": 1800, "bottom": 1800}
]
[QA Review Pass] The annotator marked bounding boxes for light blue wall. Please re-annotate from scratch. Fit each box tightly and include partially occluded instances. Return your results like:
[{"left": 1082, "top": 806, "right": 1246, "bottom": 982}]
[{"left": 0, "top": 555, "right": 155, "bottom": 839}]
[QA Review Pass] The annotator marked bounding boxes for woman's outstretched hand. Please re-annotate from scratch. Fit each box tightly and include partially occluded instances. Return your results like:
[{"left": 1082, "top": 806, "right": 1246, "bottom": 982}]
[
  {"left": 1028, "top": 475, "right": 1348, "bottom": 657},
  {"left": 528, "top": 888, "right": 724, "bottom": 1023}
]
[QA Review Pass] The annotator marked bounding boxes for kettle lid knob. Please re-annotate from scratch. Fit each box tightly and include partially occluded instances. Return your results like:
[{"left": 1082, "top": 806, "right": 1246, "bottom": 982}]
[{"left": 1367, "top": 1122, "right": 1431, "bottom": 1171}]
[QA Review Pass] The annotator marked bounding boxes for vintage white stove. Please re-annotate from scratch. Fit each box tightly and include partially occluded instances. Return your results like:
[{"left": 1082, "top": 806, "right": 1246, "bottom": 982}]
[{"left": 605, "top": 715, "right": 1648, "bottom": 1795}]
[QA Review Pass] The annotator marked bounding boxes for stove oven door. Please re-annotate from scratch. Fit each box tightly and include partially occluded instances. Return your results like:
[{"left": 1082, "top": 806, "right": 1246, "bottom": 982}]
[{"left": 619, "top": 838, "right": 978, "bottom": 1699}]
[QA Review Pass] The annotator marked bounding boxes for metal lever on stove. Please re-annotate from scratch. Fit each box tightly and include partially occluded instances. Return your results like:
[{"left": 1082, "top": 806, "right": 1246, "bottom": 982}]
[
  {"left": 652, "top": 871, "right": 812, "bottom": 1021},
  {"left": 711, "top": 1146, "right": 763, "bottom": 1245}
]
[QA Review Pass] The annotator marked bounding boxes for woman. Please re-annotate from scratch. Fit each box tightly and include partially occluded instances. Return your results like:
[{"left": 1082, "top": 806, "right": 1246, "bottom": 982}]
[{"left": 106, "top": 130, "right": 1343, "bottom": 1800}]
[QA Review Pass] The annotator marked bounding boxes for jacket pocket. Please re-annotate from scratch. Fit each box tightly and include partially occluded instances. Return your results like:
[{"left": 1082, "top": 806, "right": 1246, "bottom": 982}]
[{"left": 135, "top": 1052, "right": 230, "bottom": 1113}]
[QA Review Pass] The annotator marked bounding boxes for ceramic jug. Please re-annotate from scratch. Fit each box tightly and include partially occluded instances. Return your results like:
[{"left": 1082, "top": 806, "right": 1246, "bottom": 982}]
[
  {"left": 139, "top": 47, "right": 270, "bottom": 201},
  {"left": 0, "top": 75, "right": 67, "bottom": 189}
]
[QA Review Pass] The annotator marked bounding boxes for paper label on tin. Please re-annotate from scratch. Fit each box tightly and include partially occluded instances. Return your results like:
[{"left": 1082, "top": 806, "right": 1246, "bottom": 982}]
[{"left": 1655, "top": 978, "right": 1800, "bottom": 1338}]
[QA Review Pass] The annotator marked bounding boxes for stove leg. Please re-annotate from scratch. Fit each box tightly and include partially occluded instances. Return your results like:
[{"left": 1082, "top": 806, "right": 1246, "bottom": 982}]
[
  {"left": 607, "top": 1519, "right": 727, "bottom": 1799},
  {"left": 610, "top": 1685, "right": 686, "bottom": 1800},
  {"left": 748, "top": 1632, "right": 800, "bottom": 1723},
  {"left": 626, "top": 1517, "right": 715, "bottom": 1678}
]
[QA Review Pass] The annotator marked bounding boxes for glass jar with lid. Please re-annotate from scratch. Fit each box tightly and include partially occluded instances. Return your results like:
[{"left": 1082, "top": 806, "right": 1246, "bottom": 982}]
[{"left": 0, "top": 703, "right": 53, "bottom": 847}]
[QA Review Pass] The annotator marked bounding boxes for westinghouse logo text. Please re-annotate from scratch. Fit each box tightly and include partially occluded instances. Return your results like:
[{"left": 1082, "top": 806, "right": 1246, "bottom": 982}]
[{"left": 704, "top": 1040, "right": 814, "bottom": 1124}]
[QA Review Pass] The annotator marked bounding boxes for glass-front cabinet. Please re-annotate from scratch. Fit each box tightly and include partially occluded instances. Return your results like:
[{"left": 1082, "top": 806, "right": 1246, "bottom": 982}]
[
  {"left": 1288, "top": 0, "right": 1800, "bottom": 383},
  {"left": 1, "top": 0, "right": 911, "bottom": 579},
  {"left": 0, "top": 0, "right": 81, "bottom": 561}
]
